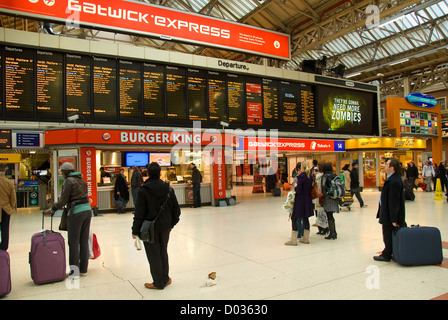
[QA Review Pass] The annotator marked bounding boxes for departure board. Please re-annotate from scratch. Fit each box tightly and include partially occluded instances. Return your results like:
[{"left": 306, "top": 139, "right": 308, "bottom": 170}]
[
  {"left": 300, "top": 83, "right": 316, "bottom": 129},
  {"left": 227, "top": 74, "right": 244, "bottom": 124},
  {"left": 246, "top": 78, "right": 262, "bottom": 126},
  {"left": 166, "top": 66, "right": 186, "bottom": 120},
  {"left": 66, "top": 54, "right": 91, "bottom": 117},
  {"left": 93, "top": 57, "right": 117, "bottom": 121},
  {"left": 36, "top": 50, "right": 63, "bottom": 119},
  {"left": 208, "top": 71, "right": 227, "bottom": 122},
  {"left": 5, "top": 47, "right": 34, "bottom": 118},
  {"left": 263, "top": 78, "right": 279, "bottom": 128},
  {"left": 143, "top": 63, "right": 164, "bottom": 120},
  {"left": 119, "top": 60, "right": 142, "bottom": 121},
  {"left": 188, "top": 68, "right": 207, "bottom": 121},
  {"left": 280, "top": 81, "right": 300, "bottom": 127}
]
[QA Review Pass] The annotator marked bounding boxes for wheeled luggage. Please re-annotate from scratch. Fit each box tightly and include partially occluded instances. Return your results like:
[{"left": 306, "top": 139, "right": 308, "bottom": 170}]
[
  {"left": 273, "top": 187, "right": 281, "bottom": 197},
  {"left": 338, "top": 189, "right": 353, "bottom": 210},
  {"left": 404, "top": 187, "right": 415, "bottom": 201},
  {"left": 392, "top": 225, "right": 443, "bottom": 266},
  {"left": 29, "top": 213, "right": 66, "bottom": 285},
  {"left": 0, "top": 250, "right": 11, "bottom": 297}
]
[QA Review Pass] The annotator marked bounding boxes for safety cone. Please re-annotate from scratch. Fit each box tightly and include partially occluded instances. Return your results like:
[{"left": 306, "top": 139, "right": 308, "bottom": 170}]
[{"left": 434, "top": 178, "right": 444, "bottom": 201}]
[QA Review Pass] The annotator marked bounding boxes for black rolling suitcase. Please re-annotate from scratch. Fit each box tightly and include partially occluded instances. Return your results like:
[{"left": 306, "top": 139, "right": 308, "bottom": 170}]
[{"left": 392, "top": 225, "right": 443, "bottom": 266}]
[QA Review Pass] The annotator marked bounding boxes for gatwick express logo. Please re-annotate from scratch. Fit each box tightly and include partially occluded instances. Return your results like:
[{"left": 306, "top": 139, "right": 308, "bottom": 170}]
[
  {"left": 66, "top": 0, "right": 231, "bottom": 39},
  {"left": 29, "top": 0, "right": 56, "bottom": 5}
]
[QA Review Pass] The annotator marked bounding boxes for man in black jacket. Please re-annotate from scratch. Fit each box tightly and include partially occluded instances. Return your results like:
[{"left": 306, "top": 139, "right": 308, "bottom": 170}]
[
  {"left": 132, "top": 162, "right": 181, "bottom": 289},
  {"left": 374, "top": 158, "right": 406, "bottom": 262},
  {"left": 190, "top": 162, "right": 202, "bottom": 208}
]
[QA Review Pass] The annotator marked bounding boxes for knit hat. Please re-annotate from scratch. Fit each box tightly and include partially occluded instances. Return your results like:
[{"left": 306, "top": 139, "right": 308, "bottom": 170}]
[{"left": 60, "top": 162, "right": 75, "bottom": 171}]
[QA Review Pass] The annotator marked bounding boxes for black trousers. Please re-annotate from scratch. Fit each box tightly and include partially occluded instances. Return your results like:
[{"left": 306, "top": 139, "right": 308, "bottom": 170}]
[
  {"left": 67, "top": 210, "right": 92, "bottom": 274},
  {"left": 192, "top": 184, "right": 201, "bottom": 207},
  {"left": 144, "top": 228, "right": 171, "bottom": 289},
  {"left": 0, "top": 209, "right": 10, "bottom": 251},
  {"left": 381, "top": 224, "right": 394, "bottom": 260}
]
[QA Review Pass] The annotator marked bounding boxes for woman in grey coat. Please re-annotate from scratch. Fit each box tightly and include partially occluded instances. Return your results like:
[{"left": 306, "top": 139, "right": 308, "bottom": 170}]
[{"left": 321, "top": 163, "right": 340, "bottom": 240}]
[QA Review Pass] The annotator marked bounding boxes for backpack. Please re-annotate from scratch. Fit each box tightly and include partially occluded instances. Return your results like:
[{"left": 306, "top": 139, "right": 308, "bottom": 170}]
[{"left": 325, "top": 174, "right": 345, "bottom": 200}]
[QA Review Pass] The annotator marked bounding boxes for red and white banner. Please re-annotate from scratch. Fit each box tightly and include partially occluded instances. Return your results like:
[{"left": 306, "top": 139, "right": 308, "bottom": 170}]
[
  {"left": 80, "top": 147, "right": 97, "bottom": 207},
  {"left": 212, "top": 148, "right": 226, "bottom": 200},
  {"left": 0, "top": 0, "right": 290, "bottom": 60}
]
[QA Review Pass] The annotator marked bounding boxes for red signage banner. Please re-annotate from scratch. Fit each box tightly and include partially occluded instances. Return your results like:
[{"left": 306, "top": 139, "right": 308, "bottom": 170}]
[
  {"left": 80, "top": 147, "right": 97, "bottom": 207},
  {"left": 212, "top": 148, "right": 226, "bottom": 200},
  {"left": 0, "top": 0, "right": 290, "bottom": 60}
]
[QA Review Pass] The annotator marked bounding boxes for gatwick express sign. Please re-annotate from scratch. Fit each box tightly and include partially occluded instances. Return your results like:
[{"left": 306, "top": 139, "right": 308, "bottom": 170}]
[{"left": 0, "top": 0, "right": 290, "bottom": 60}]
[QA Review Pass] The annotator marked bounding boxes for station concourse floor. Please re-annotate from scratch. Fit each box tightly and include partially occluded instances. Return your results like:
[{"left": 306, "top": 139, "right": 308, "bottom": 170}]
[{"left": 3, "top": 186, "right": 448, "bottom": 301}]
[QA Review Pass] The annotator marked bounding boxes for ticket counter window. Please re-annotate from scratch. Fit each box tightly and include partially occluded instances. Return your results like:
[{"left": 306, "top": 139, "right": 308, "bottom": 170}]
[{"left": 363, "top": 152, "right": 377, "bottom": 187}]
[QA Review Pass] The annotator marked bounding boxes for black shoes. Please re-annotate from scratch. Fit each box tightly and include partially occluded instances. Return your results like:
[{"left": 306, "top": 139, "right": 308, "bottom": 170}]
[{"left": 373, "top": 255, "right": 391, "bottom": 262}]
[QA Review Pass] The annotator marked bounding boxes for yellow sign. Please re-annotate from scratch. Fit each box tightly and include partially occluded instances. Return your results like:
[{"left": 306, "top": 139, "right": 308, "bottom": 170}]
[
  {"left": 346, "top": 138, "right": 426, "bottom": 150},
  {"left": 0, "top": 154, "right": 22, "bottom": 163},
  {"left": 434, "top": 179, "right": 444, "bottom": 201}
]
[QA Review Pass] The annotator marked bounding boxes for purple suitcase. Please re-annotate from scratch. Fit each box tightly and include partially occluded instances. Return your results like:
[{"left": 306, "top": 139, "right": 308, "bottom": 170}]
[
  {"left": 29, "top": 213, "right": 66, "bottom": 285},
  {"left": 0, "top": 250, "right": 11, "bottom": 297}
]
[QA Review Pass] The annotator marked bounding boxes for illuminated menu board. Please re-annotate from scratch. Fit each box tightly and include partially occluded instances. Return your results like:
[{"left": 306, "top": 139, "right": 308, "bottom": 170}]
[
  {"left": 93, "top": 57, "right": 117, "bottom": 121},
  {"left": 208, "top": 71, "right": 227, "bottom": 122},
  {"left": 188, "top": 68, "right": 207, "bottom": 121},
  {"left": 66, "top": 54, "right": 91, "bottom": 117},
  {"left": 166, "top": 66, "right": 186, "bottom": 120},
  {"left": 300, "top": 83, "right": 315, "bottom": 129},
  {"left": 227, "top": 74, "right": 244, "bottom": 124},
  {"left": 36, "top": 50, "right": 63, "bottom": 119},
  {"left": 246, "top": 78, "right": 262, "bottom": 126},
  {"left": 263, "top": 78, "right": 279, "bottom": 128},
  {"left": 119, "top": 60, "right": 142, "bottom": 121},
  {"left": 280, "top": 81, "right": 299, "bottom": 127},
  {"left": 5, "top": 47, "right": 34, "bottom": 118},
  {"left": 143, "top": 63, "right": 164, "bottom": 120}
]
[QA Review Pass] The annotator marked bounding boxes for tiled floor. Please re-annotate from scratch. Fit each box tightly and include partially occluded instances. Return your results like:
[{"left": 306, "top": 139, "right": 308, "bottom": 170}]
[{"left": 3, "top": 186, "right": 448, "bottom": 300}]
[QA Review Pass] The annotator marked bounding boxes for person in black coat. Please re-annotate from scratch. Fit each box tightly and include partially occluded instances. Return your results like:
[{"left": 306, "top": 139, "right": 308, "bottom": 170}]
[
  {"left": 374, "top": 158, "right": 406, "bottom": 262},
  {"left": 114, "top": 168, "right": 130, "bottom": 213},
  {"left": 132, "top": 162, "right": 181, "bottom": 289}
]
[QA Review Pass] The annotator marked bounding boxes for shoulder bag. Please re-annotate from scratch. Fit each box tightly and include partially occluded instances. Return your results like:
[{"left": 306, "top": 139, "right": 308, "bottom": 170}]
[{"left": 139, "top": 189, "right": 172, "bottom": 244}]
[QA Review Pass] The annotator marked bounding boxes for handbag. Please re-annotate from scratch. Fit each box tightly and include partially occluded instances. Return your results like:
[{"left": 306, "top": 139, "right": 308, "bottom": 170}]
[
  {"left": 59, "top": 207, "right": 68, "bottom": 231},
  {"left": 139, "top": 190, "right": 172, "bottom": 243},
  {"left": 310, "top": 181, "right": 323, "bottom": 200}
]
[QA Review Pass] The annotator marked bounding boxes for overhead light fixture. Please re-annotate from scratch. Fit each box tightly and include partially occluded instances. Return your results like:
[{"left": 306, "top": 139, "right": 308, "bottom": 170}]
[
  {"left": 346, "top": 72, "right": 361, "bottom": 78},
  {"left": 389, "top": 58, "right": 409, "bottom": 66}
]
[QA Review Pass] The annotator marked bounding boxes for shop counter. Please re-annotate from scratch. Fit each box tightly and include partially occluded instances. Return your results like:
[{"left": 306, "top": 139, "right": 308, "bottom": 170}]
[{"left": 97, "top": 183, "right": 211, "bottom": 211}]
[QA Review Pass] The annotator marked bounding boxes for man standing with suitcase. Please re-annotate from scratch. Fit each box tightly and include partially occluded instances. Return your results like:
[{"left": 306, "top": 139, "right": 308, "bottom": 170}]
[{"left": 374, "top": 158, "right": 406, "bottom": 262}]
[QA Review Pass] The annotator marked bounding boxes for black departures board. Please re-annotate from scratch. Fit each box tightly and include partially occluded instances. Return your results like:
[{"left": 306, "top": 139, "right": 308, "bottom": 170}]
[
  {"left": 143, "top": 63, "right": 164, "bottom": 121},
  {"left": 166, "top": 65, "right": 187, "bottom": 121},
  {"left": 36, "top": 50, "right": 63, "bottom": 119},
  {"left": 0, "top": 45, "right": 379, "bottom": 136},
  {"left": 119, "top": 60, "right": 142, "bottom": 122},
  {"left": 187, "top": 68, "right": 207, "bottom": 122},
  {"left": 4, "top": 46, "right": 34, "bottom": 119},
  {"left": 93, "top": 56, "right": 117, "bottom": 122},
  {"left": 66, "top": 54, "right": 91, "bottom": 118}
]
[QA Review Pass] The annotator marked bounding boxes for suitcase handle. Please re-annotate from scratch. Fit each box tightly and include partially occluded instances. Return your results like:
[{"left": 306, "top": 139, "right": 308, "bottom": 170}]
[{"left": 41, "top": 211, "right": 53, "bottom": 231}]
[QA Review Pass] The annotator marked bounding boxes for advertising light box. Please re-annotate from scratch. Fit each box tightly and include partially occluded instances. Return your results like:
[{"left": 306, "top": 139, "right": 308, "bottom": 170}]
[{"left": 317, "top": 85, "right": 378, "bottom": 136}]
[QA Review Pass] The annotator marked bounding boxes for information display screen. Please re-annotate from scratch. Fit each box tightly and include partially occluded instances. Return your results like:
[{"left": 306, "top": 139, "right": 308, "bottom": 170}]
[
  {"left": 143, "top": 63, "right": 164, "bottom": 121},
  {"left": 0, "top": 130, "right": 11, "bottom": 149},
  {"left": 227, "top": 73, "right": 244, "bottom": 124},
  {"left": 188, "top": 68, "right": 207, "bottom": 121},
  {"left": 317, "top": 85, "right": 376, "bottom": 135},
  {"left": 0, "top": 45, "right": 379, "bottom": 136},
  {"left": 5, "top": 46, "right": 34, "bottom": 118},
  {"left": 280, "top": 81, "right": 299, "bottom": 127},
  {"left": 208, "top": 71, "right": 227, "bottom": 122},
  {"left": 166, "top": 66, "right": 186, "bottom": 120},
  {"left": 246, "top": 77, "right": 262, "bottom": 126},
  {"left": 36, "top": 50, "right": 63, "bottom": 119},
  {"left": 93, "top": 57, "right": 117, "bottom": 121},
  {"left": 66, "top": 54, "right": 91, "bottom": 117},
  {"left": 300, "top": 83, "right": 316, "bottom": 130},
  {"left": 119, "top": 60, "right": 142, "bottom": 122},
  {"left": 262, "top": 78, "right": 279, "bottom": 128}
]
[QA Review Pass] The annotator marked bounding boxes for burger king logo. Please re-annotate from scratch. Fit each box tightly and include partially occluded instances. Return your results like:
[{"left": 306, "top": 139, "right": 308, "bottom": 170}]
[{"left": 102, "top": 132, "right": 111, "bottom": 141}]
